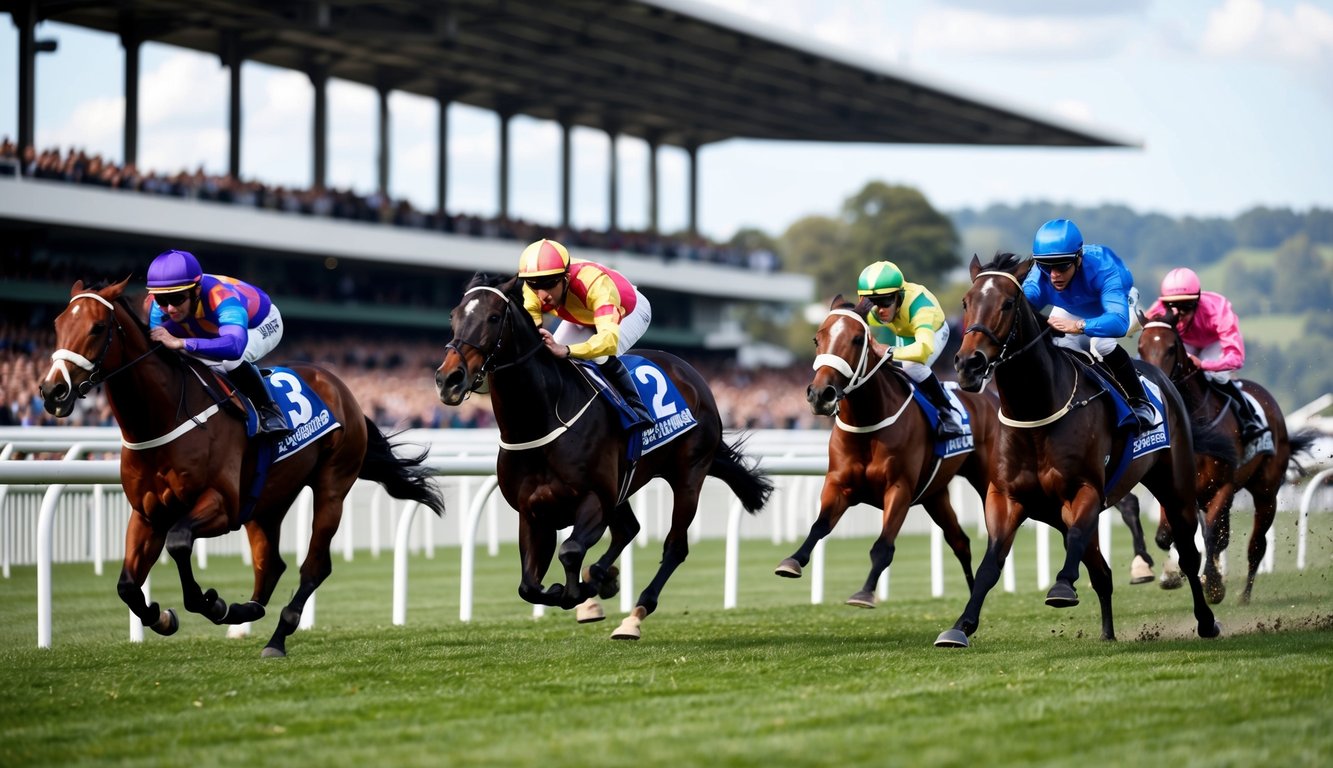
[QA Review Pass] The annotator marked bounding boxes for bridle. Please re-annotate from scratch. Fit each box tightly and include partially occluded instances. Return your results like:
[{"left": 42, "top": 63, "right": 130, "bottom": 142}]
[
  {"left": 443, "top": 284, "right": 544, "bottom": 393},
  {"left": 1141, "top": 319, "right": 1199, "bottom": 384},
  {"left": 961, "top": 270, "right": 1052, "bottom": 382},
  {"left": 811, "top": 309, "right": 896, "bottom": 397},
  {"left": 48, "top": 292, "right": 160, "bottom": 398}
]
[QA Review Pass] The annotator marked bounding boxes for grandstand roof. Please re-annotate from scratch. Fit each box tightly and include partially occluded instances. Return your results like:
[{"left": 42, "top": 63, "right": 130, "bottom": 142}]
[{"left": 29, "top": 0, "right": 1135, "bottom": 149}]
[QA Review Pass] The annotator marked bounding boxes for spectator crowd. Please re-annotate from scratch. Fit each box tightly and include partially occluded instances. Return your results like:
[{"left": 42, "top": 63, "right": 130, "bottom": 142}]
[{"left": 0, "top": 139, "right": 780, "bottom": 272}]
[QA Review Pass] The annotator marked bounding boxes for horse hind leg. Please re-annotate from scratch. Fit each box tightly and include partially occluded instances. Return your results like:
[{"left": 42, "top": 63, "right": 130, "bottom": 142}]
[
  {"left": 262, "top": 493, "right": 344, "bottom": 658},
  {"left": 921, "top": 492, "right": 975, "bottom": 591},
  {"left": 613, "top": 482, "right": 701, "bottom": 640},
  {"left": 1080, "top": 541, "right": 1117, "bottom": 641},
  {"left": 164, "top": 493, "right": 234, "bottom": 625},
  {"left": 576, "top": 502, "right": 642, "bottom": 623},
  {"left": 119, "top": 513, "right": 178, "bottom": 636},
  {"left": 1241, "top": 488, "right": 1279, "bottom": 605},
  {"left": 1144, "top": 469, "right": 1221, "bottom": 639},
  {"left": 1116, "top": 493, "right": 1156, "bottom": 584}
]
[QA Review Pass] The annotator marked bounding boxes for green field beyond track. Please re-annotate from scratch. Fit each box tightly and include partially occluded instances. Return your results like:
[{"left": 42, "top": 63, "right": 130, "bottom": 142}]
[{"left": 2, "top": 516, "right": 1331, "bottom": 768}]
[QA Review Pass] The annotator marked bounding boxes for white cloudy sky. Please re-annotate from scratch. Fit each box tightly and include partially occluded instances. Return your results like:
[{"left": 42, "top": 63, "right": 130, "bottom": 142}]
[{"left": 1, "top": 0, "right": 1331, "bottom": 241}]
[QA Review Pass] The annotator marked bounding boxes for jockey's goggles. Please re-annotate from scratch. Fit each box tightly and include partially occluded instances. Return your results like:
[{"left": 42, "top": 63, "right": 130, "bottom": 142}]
[
  {"left": 524, "top": 275, "right": 564, "bottom": 292},
  {"left": 1165, "top": 300, "right": 1198, "bottom": 313},
  {"left": 1037, "top": 258, "right": 1077, "bottom": 275},
  {"left": 866, "top": 293, "right": 900, "bottom": 308},
  {"left": 153, "top": 290, "right": 192, "bottom": 307}
]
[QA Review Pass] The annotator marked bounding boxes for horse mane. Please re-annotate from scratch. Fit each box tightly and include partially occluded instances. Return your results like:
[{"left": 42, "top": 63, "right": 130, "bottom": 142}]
[
  {"left": 464, "top": 272, "right": 514, "bottom": 291},
  {"left": 978, "top": 251, "right": 1029, "bottom": 274}
]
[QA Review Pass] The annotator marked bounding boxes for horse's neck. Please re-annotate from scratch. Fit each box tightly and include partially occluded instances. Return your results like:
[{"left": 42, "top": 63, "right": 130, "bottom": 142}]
[
  {"left": 844, "top": 355, "right": 912, "bottom": 422},
  {"left": 105, "top": 324, "right": 202, "bottom": 441},
  {"left": 488, "top": 333, "right": 581, "bottom": 432},
  {"left": 993, "top": 308, "right": 1074, "bottom": 418}
]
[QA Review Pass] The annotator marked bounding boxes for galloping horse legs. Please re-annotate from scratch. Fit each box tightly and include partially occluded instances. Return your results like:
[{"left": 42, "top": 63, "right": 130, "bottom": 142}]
[
  {"left": 263, "top": 491, "right": 346, "bottom": 658},
  {"left": 516, "top": 516, "right": 560, "bottom": 606},
  {"left": 777, "top": 480, "right": 851, "bottom": 578},
  {"left": 848, "top": 483, "right": 914, "bottom": 607},
  {"left": 117, "top": 511, "right": 178, "bottom": 635},
  {"left": 583, "top": 502, "right": 640, "bottom": 599},
  {"left": 1046, "top": 487, "right": 1104, "bottom": 608},
  {"left": 633, "top": 484, "right": 703, "bottom": 619},
  {"left": 1145, "top": 467, "right": 1221, "bottom": 638},
  {"left": 938, "top": 489, "right": 1023, "bottom": 645},
  {"left": 1078, "top": 538, "right": 1117, "bottom": 641},
  {"left": 554, "top": 496, "right": 611, "bottom": 609},
  {"left": 1115, "top": 493, "right": 1156, "bottom": 569},
  {"left": 164, "top": 489, "right": 235, "bottom": 625},
  {"left": 920, "top": 491, "right": 976, "bottom": 590},
  {"left": 1199, "top": 482, "right": 1236, "bottom": 605},
  {"left": 1242, "top": 489, "right": 1280, "bottom": 605}
]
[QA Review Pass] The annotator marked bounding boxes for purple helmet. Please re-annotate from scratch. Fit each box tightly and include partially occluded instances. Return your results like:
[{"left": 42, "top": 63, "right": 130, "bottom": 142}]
[{"left": 146, "top": 249, "right": 203, "bottom": 293}]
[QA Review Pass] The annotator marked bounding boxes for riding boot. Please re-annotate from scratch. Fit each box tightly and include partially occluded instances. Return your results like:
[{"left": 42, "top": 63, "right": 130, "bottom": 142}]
[
  {"left": 1225, "top": 380, "right": 1266, "bottom": 441},
  {"left": 916, "top": 373, "right": 965, "bottom": 437},
  {"left": 230, "top": 361, "right": 290, "bottom": 435},
  {"left": 599, "top": 356, "right": 653, "bottom": 429},
  {"left": 1104, "top": 346, "right": 1154, "bottom": 431}
]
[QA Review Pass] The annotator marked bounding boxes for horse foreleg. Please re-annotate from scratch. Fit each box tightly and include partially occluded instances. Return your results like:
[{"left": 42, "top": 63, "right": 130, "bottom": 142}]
[
  {"left": 262, "top": 493, "right": 344, "bottom": 658},
  {"left": 1199, "top": 484, "right": 1236, "bottom": 605},
  {"left": 164, "top": 490, "right": 233, "bottom": 624},
  {"left": 553, "top": 496, "right": 610, "bottom": 610},
  {"left": 117, "top": 512, "right": 177, "bottom": 636},
  {"left": 936, "top": 487, "right": 1022, "bottom": 648},
  {"left": 1047, "top": 486, "right": 1103, "bottom": 608},
  {"left": 516, "top": 516, "right": 560, "bottom": 606},
  {"left": 920, "top": 491, "right": 975, "bottom": 591},
  {"left": 777, "top": 475, "right": 852, "bottom": 579},
  {"left": 1116, "top": 493, "right": 1156, "bottom": 584},
  {"left": 1079, "top": 539, "right": 1117, "bottom": 641},
  {"left": 584, "top": 502, "right": 641, "bottom": 600},
  {"left": 847, "top": 484, "right": 913, "bottom": 608}
]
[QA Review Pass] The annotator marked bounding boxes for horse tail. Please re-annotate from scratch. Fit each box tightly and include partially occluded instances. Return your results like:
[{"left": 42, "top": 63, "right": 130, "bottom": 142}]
[
  {"left": 1285, "top": 428, "right": 1321, "bottom": 477},
  {"left": 357, "top": 417, "right": 446, "bottom": 517},
  {"left": 708, "top": 434, "right": 774, "bottom": 514},
  {"left": 1190, "top": 415, "right": 1238, "bottom": 466}
]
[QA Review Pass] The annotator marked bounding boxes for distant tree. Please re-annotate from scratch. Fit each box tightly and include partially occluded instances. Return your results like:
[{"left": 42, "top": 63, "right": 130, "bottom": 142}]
[
  {"left": 841, "top": 182, "right": 959, "bottom": 285},
  {"left": 1273, "top": 234, "right": 1332, "bottom": 312},
  {"left": 1306, "top": 208, "right": 1333, "bottom": 242},
  {"left": 1222, "top": 261, "right": 1273, "bottom": 314},
  {"left": 1235, "top": 206, "right": 1302, "bottom": 248},
  {"left": 780, "top": 214, "right": 850, "bottom": 302}
]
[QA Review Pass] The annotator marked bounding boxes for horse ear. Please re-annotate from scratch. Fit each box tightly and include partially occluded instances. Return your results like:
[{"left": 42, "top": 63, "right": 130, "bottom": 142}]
[
  {"left": 1135, "top": 308, "right": 1149, "bottom": 327},
  {"left": 109, "top": 275, "right": 132, "bottom": 297},
  {"left": 968, "top": 255, "right": 982, "bottom": 281},
  {"left": 70, "top": 279, "right": 85, "bottom": 296},
  {"left": 829, "top": 293, "right": 844, "bottom": 309},
  {"left": 1016, "top": 259, "right": 1036, "bottom": 281}
]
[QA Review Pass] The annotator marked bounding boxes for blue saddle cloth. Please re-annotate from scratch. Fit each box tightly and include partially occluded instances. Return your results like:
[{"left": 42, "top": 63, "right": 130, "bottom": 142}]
[
  {"left": 1081, "top": 361, "right": 1171, "bottom": 493},
  {"left": 233, "top": 366, "right": 343, "bottom": 526},
  {"left": 575, "top": 355, "right": 698, "bottom": 462},
  {"left": 908, "top": 381, "right": 976, "bottom": 459}
]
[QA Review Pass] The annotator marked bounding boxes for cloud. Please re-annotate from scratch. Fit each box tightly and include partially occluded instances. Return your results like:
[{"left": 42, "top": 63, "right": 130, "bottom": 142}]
[
  {"left": 911, "top": 6, "right": 1132, "bottom": 57},
  {"left": 1201, "top": 0, "right": 1333, "bottom": 67}
]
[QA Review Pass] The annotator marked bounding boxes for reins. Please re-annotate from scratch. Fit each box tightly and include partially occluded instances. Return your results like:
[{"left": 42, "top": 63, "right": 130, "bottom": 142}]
[{"left": 811, "top": 308, "right": 912, "bottom": 433}]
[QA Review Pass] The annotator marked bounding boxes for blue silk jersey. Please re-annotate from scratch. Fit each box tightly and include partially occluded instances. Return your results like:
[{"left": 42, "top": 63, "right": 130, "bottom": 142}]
[
  {"left": 148, "top": 274, "right": 274, "bottom": 360},
  {"left": 1021, "top": 244, "right": 1135, "bottom": 337}
]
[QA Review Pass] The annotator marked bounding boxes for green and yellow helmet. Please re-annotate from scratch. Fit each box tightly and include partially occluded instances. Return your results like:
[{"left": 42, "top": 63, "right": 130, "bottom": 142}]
[{"left": 857, "top": 261, "right": 904, "bottom": 297}]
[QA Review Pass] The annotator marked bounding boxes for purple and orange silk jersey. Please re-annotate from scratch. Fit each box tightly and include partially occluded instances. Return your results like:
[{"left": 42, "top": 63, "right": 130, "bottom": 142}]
[{"left": 148, "top": 274, "right": 274, "bottom": 361}]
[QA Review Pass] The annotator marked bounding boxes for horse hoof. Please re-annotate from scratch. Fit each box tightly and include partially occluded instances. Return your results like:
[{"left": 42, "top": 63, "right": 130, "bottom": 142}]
[
  {"left": 226, "top": 623, "right": 252, "bottom": 639},
  {"left": 1205, "top": 582, "right": 1226, "bottom": 605},
  {"left": 934, "top": 629, "right": 970, "bottom": 648},
  {"left": 774, "top": 558, "right": 803, "bottom": 578},
  {"left": 611, "top": 617, "right": 642, "bottom": 640},
  {"left": 1045, "top": 583, "right": 1079, "bottom": 607},
  {"left": 596, "top": 566, "right": 620, "bottom": 600},
  {"left": 1159, "top": 570, "right": 1183, "bottom": 590},
  {"left": 576, "top": 598, "right": 605, "bottom": 624},
  {"left": 1129, "top": 555, "right": 1155, "bottom": 585},
  {"left": 153, "top": 608, "right": 179, "bottom": 636},
  {"left": 1200, "top": 621, "right": 1222, "bottom": 639},
  {"left": 260, "top": 646, "right": 287, "bottom": 659},
  {"left": 845, "top": 591, "right": 876, "bottom": 609}
]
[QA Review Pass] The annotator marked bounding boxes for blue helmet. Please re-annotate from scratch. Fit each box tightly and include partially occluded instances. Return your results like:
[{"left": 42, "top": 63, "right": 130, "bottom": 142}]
[
  {"left": 1032, "top": 219, "right": 1084, "bottom": 261},
  {"left": 146, "top": 249, "right": 203, "bottom": 293}
]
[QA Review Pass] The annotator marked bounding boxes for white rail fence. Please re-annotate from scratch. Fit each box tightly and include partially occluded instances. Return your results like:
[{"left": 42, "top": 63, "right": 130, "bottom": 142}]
[{"left": 4, "top": 427, "right": 1330, "bottom": 648}]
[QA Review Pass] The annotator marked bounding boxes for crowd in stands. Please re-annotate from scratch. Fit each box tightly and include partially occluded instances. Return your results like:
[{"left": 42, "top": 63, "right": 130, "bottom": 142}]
[
  {"left": 0, "top": 139, "right": 780, "bottom": 272},
  {"left": 2, "top": 323, "right": 820, "bottom": 432}
]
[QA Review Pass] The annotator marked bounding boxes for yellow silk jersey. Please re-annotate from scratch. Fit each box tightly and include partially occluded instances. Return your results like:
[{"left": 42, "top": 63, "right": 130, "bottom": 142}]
[
  {"left": 522, "top": 259, "right": 638, "bottom": 359},
  {"left": 867, "top": 282, "right": 946, "bottom": 364}
]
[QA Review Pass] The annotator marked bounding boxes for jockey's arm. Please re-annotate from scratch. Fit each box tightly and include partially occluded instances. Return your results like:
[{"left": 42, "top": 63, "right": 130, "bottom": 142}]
[
  {"left": 566, "top": 310, "right": 621, "bottom": 359},
  {"left": 1084, "top": 270, "right": 1131, "bottom": 337},
  {"left": 180, "top": 300, "right": 248, "bottom": 360},
  {"left": 1200, "top": 298, "right": 1246, "bottom": 371}
]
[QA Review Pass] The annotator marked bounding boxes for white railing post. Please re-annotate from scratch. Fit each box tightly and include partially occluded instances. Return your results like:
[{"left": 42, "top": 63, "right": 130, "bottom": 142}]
[
  {"left": 1298, "top": 467, "right": 1333, "bottom": 571},
  {"left": 92, "top": 484, "right": 105, "bottom": 576},
  {"left": 455, "top": 475, "right": 499, "bottom": 623},
  {"left": 296, "top": 488, "right": 315, "bottom": 629},
  {"left": 723, "top": 498, "right": 743, "bottom": 609}
]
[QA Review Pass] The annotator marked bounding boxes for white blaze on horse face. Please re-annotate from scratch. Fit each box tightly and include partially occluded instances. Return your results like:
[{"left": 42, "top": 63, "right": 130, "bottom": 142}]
[{"left": 462, "top": 296, "right": 484, "bottom": 317}]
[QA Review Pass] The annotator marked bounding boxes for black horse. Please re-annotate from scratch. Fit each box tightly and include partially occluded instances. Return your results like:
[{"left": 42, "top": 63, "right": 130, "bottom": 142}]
[{"left": 435, "top": 273, "right": 773, "bottom": 640}]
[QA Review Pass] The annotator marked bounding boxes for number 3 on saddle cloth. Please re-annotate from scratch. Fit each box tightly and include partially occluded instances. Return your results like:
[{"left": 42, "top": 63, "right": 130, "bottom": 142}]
[
  {"left": 910, "top": 382, "right": 976, "bottom": 459},
  {"left": 1081, "top": 365, "right": 1172, "bottom": 492},
  {"left": 575, "top": 354, "right": 698, "bottom": 463},
  {"left": 234, "top": 366, "right": 343, "bottom": 525}
]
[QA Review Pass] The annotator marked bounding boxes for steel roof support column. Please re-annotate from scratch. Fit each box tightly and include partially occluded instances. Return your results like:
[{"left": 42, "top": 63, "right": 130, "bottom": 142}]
[
  {"left": 606, "top": 125, "right": 619, "bottom": 233},
  {"left": 308, "top": 62, "right": 328, "bottom": 190},
  {"left": 376, "top": 83, "right": 390, "bottom": 198},
  {"left": 15, "top": 0, "right": 36, "bottom": 154},
  {"left": 647, "top": 135, "right": 660, "bottom": 235},
  {"left": 222, "top": 32, "right": 242, "bottom": 179},
  {"left": 559, "top": 115, "right": 572, "bottom": 231},
  {"left": 119, "top": 28, "right": 141, "bottom": 168},
  {"left": 497, "top": 106, "right": 513, "bottom": 223},
  {"left": 686, "top": 142, "right": 699, "bottom": 237},
  {"left": 436, "top": 90, "right": 451, "bottom": 218}
]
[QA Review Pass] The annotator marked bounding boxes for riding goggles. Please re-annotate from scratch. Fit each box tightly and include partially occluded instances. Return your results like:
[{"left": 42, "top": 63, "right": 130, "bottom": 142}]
[
  {"left": 524, "top": 275, "right": 564, "bottom": 292},
  {"left": 1165, "top": 301, "right": 1198, "bottom": 313},
  {"left": 1036, "top": 259, "right": 1077, "bottom": 275},
  {"left": 153, "top": 290, "right": 192, "bottom": 307}
]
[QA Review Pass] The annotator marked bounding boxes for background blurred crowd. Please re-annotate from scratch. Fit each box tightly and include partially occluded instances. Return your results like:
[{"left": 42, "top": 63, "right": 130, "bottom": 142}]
[
  {"left": 0, "top": 140, "right": 780, "bottom": 273},
  {"left": 1, "top": 323, "right": 820, "bottom": 432}
]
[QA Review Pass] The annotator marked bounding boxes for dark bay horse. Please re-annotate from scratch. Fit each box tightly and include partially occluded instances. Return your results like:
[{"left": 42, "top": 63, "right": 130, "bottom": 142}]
[
  {"left": 1129, "top": 308, "right": 1314, "bottom": 603},
  {"left": 939, "top": 254, "right": 1221, "bottom": 647},
  {"left": 39, "top": 279, "right": 446, "bottom": 657},
  {"left": 779, "top": 297, "right": 996, "bottom": 606},
  {"left": 434, "top": 273, "right": 773, "bottom": 640}
]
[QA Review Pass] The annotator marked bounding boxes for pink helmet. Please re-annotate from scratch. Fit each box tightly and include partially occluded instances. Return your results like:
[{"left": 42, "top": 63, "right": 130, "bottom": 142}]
[{"left": 1159, "top": 268, "right": 1201, "bottom": 303}]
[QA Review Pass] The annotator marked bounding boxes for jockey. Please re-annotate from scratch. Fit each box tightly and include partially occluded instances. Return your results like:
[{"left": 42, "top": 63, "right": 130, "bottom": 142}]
[
  {"left": 145, "top": 249, "right": 290, "bottom": 435},
  {"left": 1021, "top": 218, "right": 1155, "bottom": 431},
  {"left": 1148, "top": 267, "right": 1265, "bottom": 440},
  {"left": 518, "top": 238, "right": 653, "bottom": 429},
  {"left": 856, "top": 260, "right": 965, "bottom": 438}
]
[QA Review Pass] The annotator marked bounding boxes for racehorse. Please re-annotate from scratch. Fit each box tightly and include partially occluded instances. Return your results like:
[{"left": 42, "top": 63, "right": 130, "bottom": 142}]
[
  {"left": 1128, "top": 307, "right": 1315, "bottom": 603},
  {"left": 938, "top": 253, "right": 1221, "bottom": 647},
  {"left": 778, "top": 297, "right": 997, "bottom": 606},
  {"left": 434, "top": 273, "right": 773, "bottom": 640},
  {"left": 39, "top": 279, "right": 446, "bottom": 657}
]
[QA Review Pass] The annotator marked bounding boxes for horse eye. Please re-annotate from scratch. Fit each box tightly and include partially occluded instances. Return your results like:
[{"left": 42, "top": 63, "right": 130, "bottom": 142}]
[
  {"left": 90, "top": 322, "right": 107, "bottom": 335},
  {"left": 1001, "top": 299, "right": 1014, "bottom": 311},
  {"left": 960, "top": 299, "right": 968, "bottom": 310}
]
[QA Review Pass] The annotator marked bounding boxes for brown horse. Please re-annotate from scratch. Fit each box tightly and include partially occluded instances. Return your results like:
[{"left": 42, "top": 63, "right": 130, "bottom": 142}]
[
  {"left": 434, "top": 273, "right": 773, "bottom": 640},
  {"left": 939, "top": 253, "right": 1221, "bottom": 647},
  {"left": 38, "top": 279, "right": 445, "bottom": 657},
  {"left": 1130, "top": 307, "right": 1315, "bottom": 603},
  {"left": 779, "top": 297, "right": 995, "bottom": 606}
]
